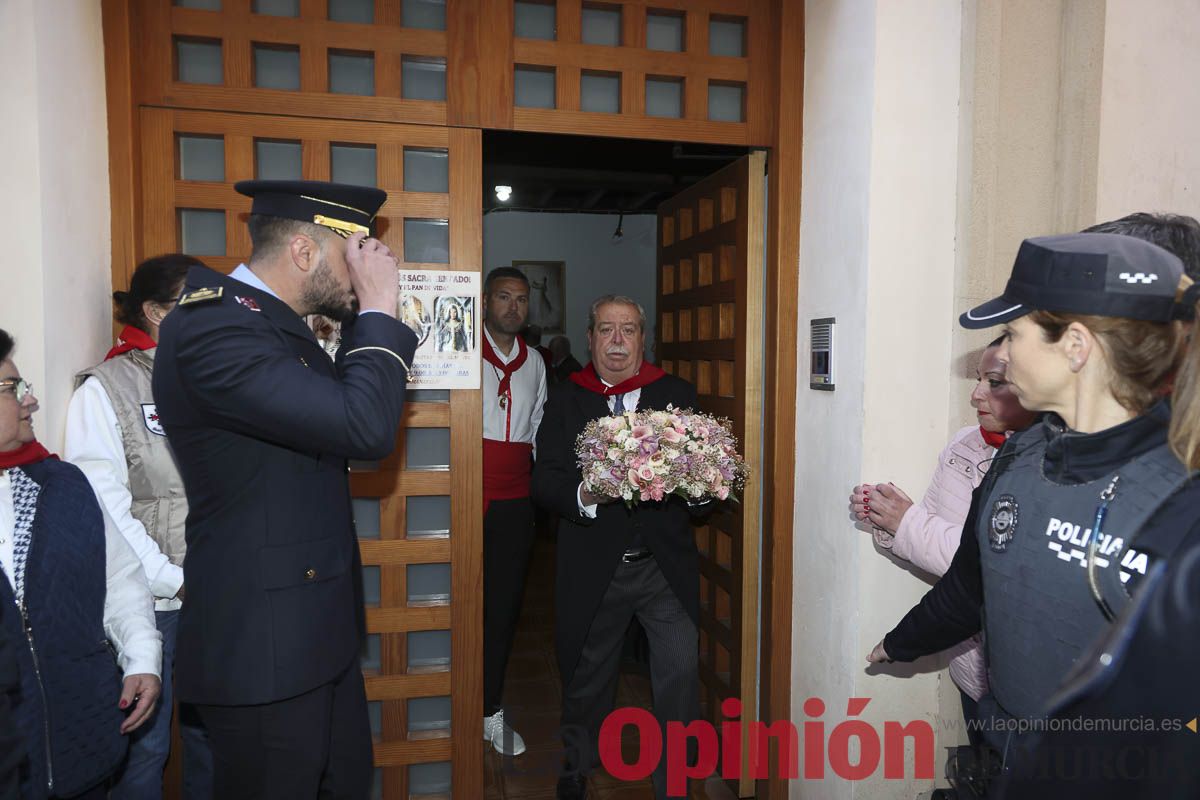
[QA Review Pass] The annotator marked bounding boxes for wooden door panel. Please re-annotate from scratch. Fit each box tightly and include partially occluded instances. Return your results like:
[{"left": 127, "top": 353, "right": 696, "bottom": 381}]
[{"left": 656, "top": 151, "right": 764, "bottom": 797}]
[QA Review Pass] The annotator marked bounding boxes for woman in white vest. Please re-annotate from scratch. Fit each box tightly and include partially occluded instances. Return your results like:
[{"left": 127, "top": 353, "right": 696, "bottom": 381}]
[
  {"left": 867, "top": 234, "right": 1200, "bottom": 778},
  {"left": 64, "top": 255, "right": 212, "bottom": 800}
]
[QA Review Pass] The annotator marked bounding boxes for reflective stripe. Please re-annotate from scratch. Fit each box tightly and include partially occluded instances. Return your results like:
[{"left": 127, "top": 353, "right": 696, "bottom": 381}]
[
  {"left": 965, "top": 302, "right": 1024, "bottom": 321},
  {"left": 343, "top": 346, "right": 410, "bottom": 376}
]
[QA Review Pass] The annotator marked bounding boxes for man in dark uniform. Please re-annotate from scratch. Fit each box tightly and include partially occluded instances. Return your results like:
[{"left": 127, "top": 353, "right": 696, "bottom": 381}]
[
  {"left": 532, "top": 295, "right": 703, "bottom": 800},
  {"left": 153, "top": 180, "right": 418, "bottom": 799}
]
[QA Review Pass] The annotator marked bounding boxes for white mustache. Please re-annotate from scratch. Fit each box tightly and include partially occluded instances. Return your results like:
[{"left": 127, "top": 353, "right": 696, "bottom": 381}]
[{"left": 606, "top": 348, "right": 630, "bottom": 356}]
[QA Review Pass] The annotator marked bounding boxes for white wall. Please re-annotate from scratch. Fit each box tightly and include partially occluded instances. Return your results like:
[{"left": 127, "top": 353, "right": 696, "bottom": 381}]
[
  {"left": 1094, "top": 0, "right": 1200, "bottom": 220},
  {"left": 793, "top": 0, "right": 964, "bottom": 797},
  {"left": 482, "top": 211, "right": 657, "bottom": 360},
  {"left": 0, "top": 0, "right": 112, "bottom": 452}
]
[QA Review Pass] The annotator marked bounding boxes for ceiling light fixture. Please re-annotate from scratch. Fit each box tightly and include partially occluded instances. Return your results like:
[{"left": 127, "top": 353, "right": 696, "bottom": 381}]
[{"left": 494, "top": 185, "right": 512, "bottom": 202}]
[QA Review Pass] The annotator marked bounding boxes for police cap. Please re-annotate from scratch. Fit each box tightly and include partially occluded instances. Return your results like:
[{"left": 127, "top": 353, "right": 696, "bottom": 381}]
[
  {"left": 235, "top": 180, "right": 387, "bottom": 239},
  {"left": 960, "top": 232, "right": 1195, "bottom": 329}
]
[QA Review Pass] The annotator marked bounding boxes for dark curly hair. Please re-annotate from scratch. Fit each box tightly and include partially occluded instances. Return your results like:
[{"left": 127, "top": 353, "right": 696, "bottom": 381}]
[
  {"left": 113, "top": 254, "right": 205, "bottom": 331},
  {"left": 0, "top": 329, "right": 12, "bottom": 364}
]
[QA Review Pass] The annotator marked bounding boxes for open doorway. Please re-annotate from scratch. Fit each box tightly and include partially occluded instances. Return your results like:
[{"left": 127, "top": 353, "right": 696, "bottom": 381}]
[{"left": 480, "top": 130, "right": 763, "bottom": 799}]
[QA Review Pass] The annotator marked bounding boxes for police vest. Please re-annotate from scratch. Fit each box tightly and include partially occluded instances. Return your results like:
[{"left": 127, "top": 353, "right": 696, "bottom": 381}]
[
  {"left": 76, "top": 349, "right": 189, "bottom": 571},
  {"left": 977, "top": 422, "right": 1191, "bottom": 720}
]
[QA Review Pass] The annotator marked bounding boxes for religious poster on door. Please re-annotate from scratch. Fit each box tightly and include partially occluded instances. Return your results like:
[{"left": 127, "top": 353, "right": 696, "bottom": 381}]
[
  {"left": 512, "top": 260, "right": 565, "bottom": 334},
  {"left": 398, "top": 268, "right": 481, "bottom": 390}
]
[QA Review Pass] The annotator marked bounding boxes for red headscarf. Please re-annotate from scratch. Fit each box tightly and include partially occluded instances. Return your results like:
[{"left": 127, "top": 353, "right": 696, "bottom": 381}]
[
  {"left": 0, "top": 441, "right": 54, "bottom": 469},
  {"left": 105, "top": 325, "right": 157, "bottom": 361},
  {"left": 569, "top": 361, "right": 666, "bottom": 396}
]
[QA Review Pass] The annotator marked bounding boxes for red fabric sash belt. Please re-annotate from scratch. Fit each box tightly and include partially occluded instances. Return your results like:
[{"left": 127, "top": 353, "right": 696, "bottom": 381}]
[
  {"left": 483, "top": 439, "right": 533, "bottom": 513},
  {"left": 0, "top": 440, "right": 54, "bottom": 469},
  {"left": 105, "top": 325, "right": 156, "bottom": 361},
  {"left": 569, "top": 361, "right": 666, "bottom": 396}
]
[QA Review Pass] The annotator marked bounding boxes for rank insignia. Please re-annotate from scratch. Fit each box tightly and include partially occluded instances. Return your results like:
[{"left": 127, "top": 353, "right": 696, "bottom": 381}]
[
  {"left": 178, "top": 287, "right": 223, "bottom": 306},
  {"left": 235, "top": 295, "right": 262, "bottom": 312},
  {"left": 989, "top": 494, "right": 1019, "bottom": 552}
]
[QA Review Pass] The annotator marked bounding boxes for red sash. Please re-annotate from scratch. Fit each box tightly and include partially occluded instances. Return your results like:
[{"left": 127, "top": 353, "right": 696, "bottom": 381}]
[
  {"left": 569, "top": 361, "right": 665, "bottom": 396},
  {"left": 483, "top": 439, "right": 533, "bottom": 512},
  {"left": 482, "top": 332, "right": 528, "bottom": 413},
  {"left": 105, "top": 325, "right": 156, "bottom": 361},
  {"left": 0, "top": 440, "right": 54, "bottom": 469}
]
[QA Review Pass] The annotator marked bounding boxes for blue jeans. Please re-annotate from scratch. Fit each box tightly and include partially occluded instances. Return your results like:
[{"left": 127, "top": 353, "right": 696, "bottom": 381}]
[{"left": 110, "top": 609, "right": 214, "bottom": 800}]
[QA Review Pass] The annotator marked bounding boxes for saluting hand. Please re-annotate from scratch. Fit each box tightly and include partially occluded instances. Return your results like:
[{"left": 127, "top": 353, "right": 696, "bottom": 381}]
[
  {"left": 345, "top": 232, "right": 399, "bottom": 317},
  {"left": 118, "top": 673, "right": 162, "bottom": 734}
]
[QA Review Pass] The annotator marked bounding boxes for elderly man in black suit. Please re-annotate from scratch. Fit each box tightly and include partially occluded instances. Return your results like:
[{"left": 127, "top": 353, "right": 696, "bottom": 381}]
[
  {"left": 154, "top": 180, "right": 418, "bottom": 799},
  {"left": 533, "top": 294, "right": 702, "bottom": 800}
]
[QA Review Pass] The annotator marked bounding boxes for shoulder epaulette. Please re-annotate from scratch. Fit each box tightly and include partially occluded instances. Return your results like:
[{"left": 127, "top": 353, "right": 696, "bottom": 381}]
[{"left": 178, "top": 287, "right": 224, "bottom": 307}]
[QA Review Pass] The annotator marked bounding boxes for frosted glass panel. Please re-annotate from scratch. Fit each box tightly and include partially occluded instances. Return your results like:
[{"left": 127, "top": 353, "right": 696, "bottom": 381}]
[
  {"left": 710, "top": 17, "right": 746, "bottom": 57},
  {"left": 514, "top": 66, "right": 555, "bottom": 109},
  {"left": 407, "top": 563, "right": 450, "bottom": 604},
  {"left": 254, "top": 45, "right": 300, "bottom": 90},
  {"left": 407, "top": 496, "right": 450, "bottom": 538},
  {"left": 407, "top": 630, "right": 450, "bottom": 671},
  {"left": 581, "top": 73, "right": 619, "bottom": 114},
  {"left": 401, "top": 57, "right": 447, "bottom": 101},
  {"left": 329, "top": 52, "right": 375, "bottom": 95},
  {"left": 408, "top": 696, "right": 451, "bottom": 734},
  {"left": 178, "top": 136, "right": 225, "bottom": 182},
  {"left": 708, "top": 82, "right": 745, "bottom": 122},
  {"left": 405, "top": 426, "right": 450, "bottom": 468},
  {"left": 328, "top": 0, "right": 373, "bottom": 23},
  {"left": 360, "top": 633, "right": 381, "bottom": 671},
  {"left": 409, "top": 762, "right": 452, "bottom": 796},
  {"left": 406, "top": 388, "right": 450, "bottom": 403},
  {"left": 176, "top": 39, "right": 222, "bottom": 85},
  {"left": 179, "top": 210, "right": 226, "bottom": 256},
  {"left": 175, "top": 0, "right": 221, "bottom": 9},
  {"left": 368, "top": 701, "right": 381, "bottom": 736},
  {"left": 252, "top": 0, "right": 297, "bottom": 16},
  {"left": 647, "top": 12, "right": 684, "bottom": 52},
  {"left": 353, "top": 498, "right": 381, "bottom": 539},
  {"left": 331, "top": 144, "right": 377, "bottom": 187},
  {"left": 402, "top": 0, "right": 446, "bottom": 30},
  {"left": 403, "top": 220, "right": 450, "bottom": 264},
  {"left": 514, "top": 1, "right": 556, "bottom": 40},
  {"left": 646, "top": 78, "right": 683, "bottom": 118},
  {"left": 255, "top": 139, "right": 302, "bottom": 180},
  {"left": 362, "top": 565, "right": 380, "bottom": 606},
  {"left": 403, "top": 148, "right": 449, "bottom": 193},
  {"left": 581, "top": 6, "right": 621, "bottom": 46}
]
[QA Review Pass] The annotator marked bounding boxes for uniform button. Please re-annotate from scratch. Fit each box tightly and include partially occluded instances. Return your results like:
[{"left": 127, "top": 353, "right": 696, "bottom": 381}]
[{"left": 304, "top": 568, "right": 317, "bottom": 580}]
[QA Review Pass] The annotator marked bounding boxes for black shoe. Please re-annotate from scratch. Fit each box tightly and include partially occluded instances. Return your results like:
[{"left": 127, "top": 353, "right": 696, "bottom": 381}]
[{"left": 556, "top": 773, "right": 587, "bottom": 800}]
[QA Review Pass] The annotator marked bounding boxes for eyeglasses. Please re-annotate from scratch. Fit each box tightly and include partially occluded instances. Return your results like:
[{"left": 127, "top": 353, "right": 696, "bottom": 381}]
[{"left": 0, "top": 379, "right": 33, "bottom": 403}]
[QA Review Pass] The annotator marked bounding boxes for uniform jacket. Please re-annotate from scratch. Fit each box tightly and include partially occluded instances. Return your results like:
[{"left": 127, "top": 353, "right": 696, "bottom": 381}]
[
  {"left": 876, "top": 425, "right": 991, "bottom": 700},
  {"left": 532, "top": 374, "right": 700, "bottom": 684},
  {"left": 153, "top": 265, "right": 417, "bottom": 706},
  {"left": 0, "top": 459, "right": 159, "bottom": 800},
  {"left": 68, "top": 349, "right": 188, "bottom": 610}
]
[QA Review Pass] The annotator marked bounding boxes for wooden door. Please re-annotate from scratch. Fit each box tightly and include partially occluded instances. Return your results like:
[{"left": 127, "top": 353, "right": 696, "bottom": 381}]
[
  {"left": 139, "top": 107, "right": 483, "bottom": 799},
  {"left": 655, "top": 152, "right": 765, "bottom": 797}
]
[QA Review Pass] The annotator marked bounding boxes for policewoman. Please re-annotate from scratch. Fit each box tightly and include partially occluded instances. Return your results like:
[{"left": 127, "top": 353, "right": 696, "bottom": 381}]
[
  {"left": 153, "top": 181, "right": 418, "bottom": 799},
  {"left": 867, "top": 235, "right": 1200, "bottom": 758}
]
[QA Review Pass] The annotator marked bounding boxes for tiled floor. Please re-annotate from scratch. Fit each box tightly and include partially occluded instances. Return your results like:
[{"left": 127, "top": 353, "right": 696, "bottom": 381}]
[{"left": 486, "top": 531, "right": 719, "bottom": 800}]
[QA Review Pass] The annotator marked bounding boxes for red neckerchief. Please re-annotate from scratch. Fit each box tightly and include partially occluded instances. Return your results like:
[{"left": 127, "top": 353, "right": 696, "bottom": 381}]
[
  {"left": 0, "top": 441, "right": 54, "bottom": 469},
  {"left": 980, "top": 427, "right": 1007, "bottom": 450},
  {"left": 482, "top": 332, "right": 529, "bottom": 438},
  {"left": 105, "top": 325, "right": 156, "bottom": 361},
  {"left": 569, "top": 361, "right": 666, "bottom": 396}
]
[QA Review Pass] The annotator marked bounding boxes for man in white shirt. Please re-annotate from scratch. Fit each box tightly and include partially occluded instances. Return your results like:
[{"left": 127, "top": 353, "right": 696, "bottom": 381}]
[{"left": 481, "top": 267, "right": 548, "bottom": 756}]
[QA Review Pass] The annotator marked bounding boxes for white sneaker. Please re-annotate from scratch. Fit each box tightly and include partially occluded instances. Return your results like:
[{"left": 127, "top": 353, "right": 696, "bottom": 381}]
[{"left": 483, "top": 709, "right": 526, "bottom": 756}]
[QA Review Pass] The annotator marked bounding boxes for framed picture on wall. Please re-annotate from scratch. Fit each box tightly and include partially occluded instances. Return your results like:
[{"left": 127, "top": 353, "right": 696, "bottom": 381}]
[{"left": 512, "top": 260, "right": 566, "bottom": 334}]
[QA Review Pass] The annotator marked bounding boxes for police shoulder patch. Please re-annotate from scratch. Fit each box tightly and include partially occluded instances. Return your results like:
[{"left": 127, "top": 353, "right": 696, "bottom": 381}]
[{"left": 178, "top": 286, "right": 224, "bottom": 307}]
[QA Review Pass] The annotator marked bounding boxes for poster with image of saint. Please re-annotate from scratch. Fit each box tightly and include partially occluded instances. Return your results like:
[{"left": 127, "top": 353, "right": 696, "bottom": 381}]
[{"left": 399, "top": 269, "right": 481, "bottom": 390}]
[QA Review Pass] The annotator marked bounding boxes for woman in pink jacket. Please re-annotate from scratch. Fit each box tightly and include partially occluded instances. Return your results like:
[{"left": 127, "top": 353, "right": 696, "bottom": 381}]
[{"left": 849, "top": 337, "right": 1036, "bottom": 738}]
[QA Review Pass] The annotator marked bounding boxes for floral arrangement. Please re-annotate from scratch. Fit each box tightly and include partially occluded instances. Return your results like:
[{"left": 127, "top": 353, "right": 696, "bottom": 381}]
[{"left": 575, "top": 405, "right": 748, "bottom": 505}]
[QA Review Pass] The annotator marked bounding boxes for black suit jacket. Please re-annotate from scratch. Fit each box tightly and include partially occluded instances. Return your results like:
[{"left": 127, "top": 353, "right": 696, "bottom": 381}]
[
  {"left": 532, "top": 373, "right": 701, "bottom": 684},
  {"left": 153, "top": 265, "right": 417, "bottom": 705}
]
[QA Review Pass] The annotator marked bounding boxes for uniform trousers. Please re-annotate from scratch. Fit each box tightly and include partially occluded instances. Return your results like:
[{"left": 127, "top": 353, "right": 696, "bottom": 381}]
[
  {"left": 195, "top": 656, "right": 372, "bottom": 800},
  {"left": 484, "top": 497, "right": 538, "bottom": 713},
  {"left": 560, "top": 556, "right": 699, "bottom": 799}
]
